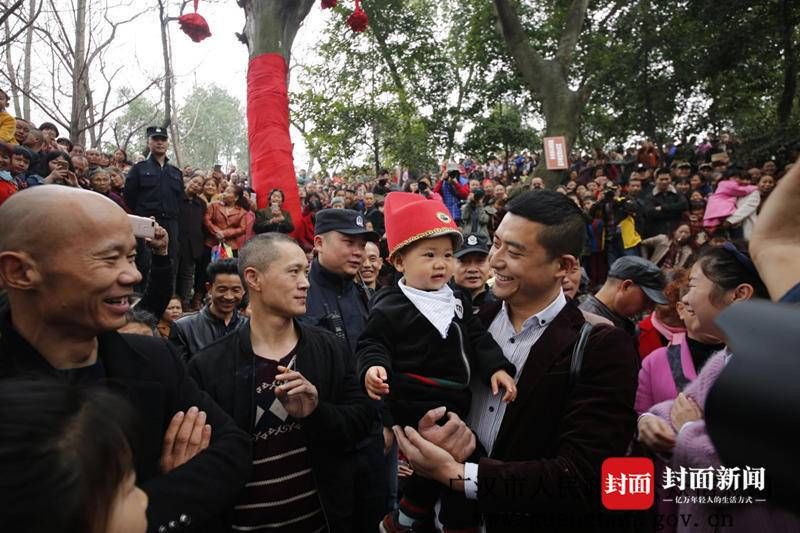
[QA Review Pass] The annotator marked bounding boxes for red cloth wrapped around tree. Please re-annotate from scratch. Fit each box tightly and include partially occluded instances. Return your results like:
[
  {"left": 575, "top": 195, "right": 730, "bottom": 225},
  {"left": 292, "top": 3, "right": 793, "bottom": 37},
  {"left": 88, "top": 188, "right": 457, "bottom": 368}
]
[{"left": 247, "top": 53, "right": 302, "bottom": 239}]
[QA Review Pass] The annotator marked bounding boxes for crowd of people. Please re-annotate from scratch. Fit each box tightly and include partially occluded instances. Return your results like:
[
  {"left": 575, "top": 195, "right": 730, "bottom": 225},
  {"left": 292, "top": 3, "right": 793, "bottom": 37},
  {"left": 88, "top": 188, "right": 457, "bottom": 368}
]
[{"left": 1, "top": 89, "right": 800, "bottom": 533}]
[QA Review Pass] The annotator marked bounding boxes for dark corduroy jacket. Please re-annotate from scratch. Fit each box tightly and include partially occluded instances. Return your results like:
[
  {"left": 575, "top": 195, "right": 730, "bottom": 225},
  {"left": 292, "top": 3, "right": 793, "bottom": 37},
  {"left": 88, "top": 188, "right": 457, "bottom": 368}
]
[{"left": 474, "top": 299, "right": 639, "bottom": 533}]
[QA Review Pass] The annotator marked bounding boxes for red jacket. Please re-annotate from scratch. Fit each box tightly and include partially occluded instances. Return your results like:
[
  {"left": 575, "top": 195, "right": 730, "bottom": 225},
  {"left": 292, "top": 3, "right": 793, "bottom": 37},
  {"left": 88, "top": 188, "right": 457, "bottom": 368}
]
[
  {"left": 0, "top": 179, "right": 17, "bottom": 208},
  {"left": 296, "top": 210, "right": 316, "bottom": 252}
]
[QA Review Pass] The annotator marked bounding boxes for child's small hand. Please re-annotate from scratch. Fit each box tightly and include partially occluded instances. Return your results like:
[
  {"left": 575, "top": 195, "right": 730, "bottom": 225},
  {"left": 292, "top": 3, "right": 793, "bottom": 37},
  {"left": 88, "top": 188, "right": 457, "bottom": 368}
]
[
  {"left": 365, "top": 366, "right": 390, "bottom": 400},
  {"left": 491, "top": 370, "right": 517, "bottom": 403}
]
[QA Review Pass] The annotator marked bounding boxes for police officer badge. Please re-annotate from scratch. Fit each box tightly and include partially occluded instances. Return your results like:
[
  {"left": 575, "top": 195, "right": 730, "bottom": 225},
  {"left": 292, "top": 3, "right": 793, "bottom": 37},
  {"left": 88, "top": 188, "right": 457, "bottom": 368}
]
[
  {"left": 356, "top": 215, "right": 364, "bottom": 227},
  {"left": 467, "top": 235, "right": 478, "bottom": 246},
  {"left": 455, "top": 300, "right": 464, "bottom": 319}
]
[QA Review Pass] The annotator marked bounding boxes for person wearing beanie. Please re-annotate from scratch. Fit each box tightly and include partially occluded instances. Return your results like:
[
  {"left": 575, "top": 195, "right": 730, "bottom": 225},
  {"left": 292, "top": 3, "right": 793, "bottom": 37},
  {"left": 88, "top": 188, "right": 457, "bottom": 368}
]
[{"left": 356, "top": 192, "right": 517, "bottom": 533}]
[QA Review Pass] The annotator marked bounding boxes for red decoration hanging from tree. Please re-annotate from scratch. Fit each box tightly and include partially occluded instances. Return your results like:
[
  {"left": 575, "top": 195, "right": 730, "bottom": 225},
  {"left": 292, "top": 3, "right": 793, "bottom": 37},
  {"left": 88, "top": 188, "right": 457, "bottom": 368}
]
[
  {"left": 321, "top": 0, "right": 337, "bottom": 8},
  {"left": 178, "top": 0, "right": 212, "bottom": 43},
  {"left": 346, "top": 0, "right": 368, "bottom": 32}
]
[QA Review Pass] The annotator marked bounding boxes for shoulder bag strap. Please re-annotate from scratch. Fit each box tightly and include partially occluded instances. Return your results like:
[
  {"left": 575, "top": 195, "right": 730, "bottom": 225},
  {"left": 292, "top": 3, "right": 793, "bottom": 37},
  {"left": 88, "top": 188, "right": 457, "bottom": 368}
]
[{"left": 667, "top": 342, "right": 690, "bottom": 391}]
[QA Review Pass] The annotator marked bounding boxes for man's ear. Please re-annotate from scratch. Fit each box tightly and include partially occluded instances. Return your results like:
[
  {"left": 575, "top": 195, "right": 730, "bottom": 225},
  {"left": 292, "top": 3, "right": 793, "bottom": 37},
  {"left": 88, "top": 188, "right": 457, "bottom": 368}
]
[
  {"left": 243, "top": 267, "right": 261, "bottom": 292},
  {"left": 0, "top": 251, "right": 42, "bottom": 290},
  {"left": 313, "top": 234, "right": 324, "bottom": 254},
  {"left": 556, "top": 254, "right": 577, "bottom": 278}
]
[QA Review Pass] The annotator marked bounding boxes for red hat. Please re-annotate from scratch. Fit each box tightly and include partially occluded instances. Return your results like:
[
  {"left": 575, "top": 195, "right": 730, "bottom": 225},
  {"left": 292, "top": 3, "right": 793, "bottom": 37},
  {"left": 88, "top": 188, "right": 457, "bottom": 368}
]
[{"left": 384, "top": 192, "right": 463, "bottom": 259}]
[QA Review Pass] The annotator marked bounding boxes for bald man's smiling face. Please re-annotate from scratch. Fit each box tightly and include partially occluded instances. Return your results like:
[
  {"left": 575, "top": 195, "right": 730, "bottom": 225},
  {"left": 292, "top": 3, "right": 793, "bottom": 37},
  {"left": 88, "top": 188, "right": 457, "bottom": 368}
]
[{"left": 34, "top": 198, "right": 142, "bottom": 334}]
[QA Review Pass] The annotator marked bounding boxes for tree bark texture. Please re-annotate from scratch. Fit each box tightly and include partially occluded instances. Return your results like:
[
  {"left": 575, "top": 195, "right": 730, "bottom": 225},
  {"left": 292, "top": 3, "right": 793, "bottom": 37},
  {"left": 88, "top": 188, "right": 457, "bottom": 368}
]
[
  {"left": 69, "top": 0, "right": 88, "bottom": 145},
  {"left": 241, "top": 0, "right": 315, "bottom": 238},
  {"left": 493, "top": 0, "right": 590, "bottom": 188}
]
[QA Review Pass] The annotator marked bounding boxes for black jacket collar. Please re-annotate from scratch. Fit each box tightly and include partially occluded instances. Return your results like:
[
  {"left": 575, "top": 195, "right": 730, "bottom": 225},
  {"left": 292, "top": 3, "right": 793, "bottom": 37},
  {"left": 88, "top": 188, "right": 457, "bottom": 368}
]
[{"left": 310, "top": 259, "right": 354, "bottom": 293}]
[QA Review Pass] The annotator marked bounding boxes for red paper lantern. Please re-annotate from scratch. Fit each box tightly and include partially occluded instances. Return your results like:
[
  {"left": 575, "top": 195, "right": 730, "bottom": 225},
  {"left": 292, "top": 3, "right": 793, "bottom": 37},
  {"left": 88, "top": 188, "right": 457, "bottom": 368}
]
[
  {"left": 321, "top": 0, "right": 337, "bottom": 8},
  {"left": 347, "top": 0, "right": 368, "bottom": 32},
  {"left": 178, "top": 0, "right": 211, "bottom": 43}
]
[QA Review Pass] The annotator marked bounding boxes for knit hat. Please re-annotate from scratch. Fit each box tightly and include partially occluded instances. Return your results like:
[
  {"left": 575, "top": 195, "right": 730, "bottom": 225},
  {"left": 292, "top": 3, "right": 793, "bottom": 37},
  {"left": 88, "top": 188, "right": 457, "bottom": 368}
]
[{"left": 384, "top": 192, "right": 463, "bottom": 259}]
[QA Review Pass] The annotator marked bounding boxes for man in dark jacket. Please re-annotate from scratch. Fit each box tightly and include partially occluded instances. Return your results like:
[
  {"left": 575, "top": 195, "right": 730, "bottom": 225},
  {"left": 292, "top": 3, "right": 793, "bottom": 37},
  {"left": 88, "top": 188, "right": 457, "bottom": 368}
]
[
  {"left": 300, "top": 208, "right": 378, "bottom": 354},
  {"left": 580, "top": 256, "right": 667, "bottom": 343},
  {"left": 170, "top": 258, "right": 248, "bottom": 360},
  {"left": 176, "top": 176, "right": 207, "bottom": 305},
  {"left": 0, "top": 187, "right": 251, "bottom": 532},
  {"left": 189, "top": 233, "right": 372, "bottom": 532},
  {"left": 123, "top": 127, "right": 184, "bottom": 283},
  {"left": 299, "top": 208, "right": 387, "bottom": 532},
  {"left": 393, "top": 191, "right": 640, "bottom": 533},
  {"left": 641, "top": 167, "right": 689, "bottom": 238}
]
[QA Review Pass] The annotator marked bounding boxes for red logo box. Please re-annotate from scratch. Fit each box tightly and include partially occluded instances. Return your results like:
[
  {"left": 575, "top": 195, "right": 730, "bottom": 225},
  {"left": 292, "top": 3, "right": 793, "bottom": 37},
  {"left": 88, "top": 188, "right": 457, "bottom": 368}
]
[{"left": 601, "top": 457, "right": 655, "bottom": 510}]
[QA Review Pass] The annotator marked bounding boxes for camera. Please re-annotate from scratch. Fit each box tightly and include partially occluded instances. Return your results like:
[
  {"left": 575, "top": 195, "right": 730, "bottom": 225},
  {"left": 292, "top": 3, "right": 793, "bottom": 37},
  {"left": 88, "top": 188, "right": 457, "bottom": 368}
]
[{"left": 447, "top": 170, "right": 460, "bottom": 180}]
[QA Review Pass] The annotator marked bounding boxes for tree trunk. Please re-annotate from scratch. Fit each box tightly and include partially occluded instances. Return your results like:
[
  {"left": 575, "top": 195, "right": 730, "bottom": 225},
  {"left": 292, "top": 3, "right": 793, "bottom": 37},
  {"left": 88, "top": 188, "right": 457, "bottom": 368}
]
[
  {"left": 493, "top": 0, "right": 590, "bottom": 189},
  {"left": 777, "top": 0, "right": 798, "bottom": 127},
  {"left": 158, "top": 0, "right": 184, "bottom": 166},
  {"left": 373, "top": 120, "right": 381, "bottom": 176},
  {"left": 69, "top": 0, "right": 88, "bottom": 145},
  {"left": 22, "top": 0, "right": 34, "bottom": 120},
  {"left": 241, "top": 0, "right": 314, "bottom": 242}
]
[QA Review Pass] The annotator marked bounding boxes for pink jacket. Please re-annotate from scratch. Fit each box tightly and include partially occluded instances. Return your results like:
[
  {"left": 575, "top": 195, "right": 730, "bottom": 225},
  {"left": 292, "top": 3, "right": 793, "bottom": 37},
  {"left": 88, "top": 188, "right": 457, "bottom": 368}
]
[
  {"left": 635, "top": 333, "right": 697, "bottom": 415},
  {"left": 648, "top": 351, "right": 800, "bottom": 532},
  {"left": 703, "top": 180, "right": 757, "bottom": 231}
]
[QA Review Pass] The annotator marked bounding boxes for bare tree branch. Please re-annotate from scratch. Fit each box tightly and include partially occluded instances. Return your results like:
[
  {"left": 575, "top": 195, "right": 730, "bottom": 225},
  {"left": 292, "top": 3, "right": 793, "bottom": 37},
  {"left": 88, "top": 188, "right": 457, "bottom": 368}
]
[
  {"left": 0, "top": 68, "right": 70, "bottom": 129},
  {"left": 46, "top": 0, "right": 76, "bottom": 59},
  {"left": 0, "top": 0, "right": 42, "bottom": 47},
  {"left": 82, "top": 78, "right": 162, "bottom": 133},
  {"left": 0, "top": 0, "right": 24, "bottom": 27}
]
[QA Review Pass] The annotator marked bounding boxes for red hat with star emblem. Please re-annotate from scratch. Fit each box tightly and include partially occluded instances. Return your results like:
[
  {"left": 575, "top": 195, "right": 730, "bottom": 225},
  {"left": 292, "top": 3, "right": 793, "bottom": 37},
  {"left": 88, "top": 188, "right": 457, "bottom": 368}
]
[{"left": 384, "top": 192, "right": 463, "bottom": 259}]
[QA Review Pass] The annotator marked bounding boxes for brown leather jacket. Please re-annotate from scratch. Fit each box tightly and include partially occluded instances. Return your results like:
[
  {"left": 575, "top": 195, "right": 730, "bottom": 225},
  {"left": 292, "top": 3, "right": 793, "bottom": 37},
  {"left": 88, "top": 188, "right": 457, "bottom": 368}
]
[{"left": 203, "top": 202, "right": 248, "bottom": 249}]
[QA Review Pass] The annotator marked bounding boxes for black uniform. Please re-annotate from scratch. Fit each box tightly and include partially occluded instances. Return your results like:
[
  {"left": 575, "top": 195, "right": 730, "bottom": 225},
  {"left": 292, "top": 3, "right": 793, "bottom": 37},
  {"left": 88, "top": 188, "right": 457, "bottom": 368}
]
[{"left": 123, "top": 154, "right": 183, "bottom": 285}]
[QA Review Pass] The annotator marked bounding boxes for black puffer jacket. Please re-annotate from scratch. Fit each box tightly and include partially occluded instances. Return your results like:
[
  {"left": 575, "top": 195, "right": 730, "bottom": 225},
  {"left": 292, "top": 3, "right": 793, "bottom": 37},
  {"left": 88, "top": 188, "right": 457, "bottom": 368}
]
[{"left": 356, "top": 286, "right": 515, "bottom": 427}]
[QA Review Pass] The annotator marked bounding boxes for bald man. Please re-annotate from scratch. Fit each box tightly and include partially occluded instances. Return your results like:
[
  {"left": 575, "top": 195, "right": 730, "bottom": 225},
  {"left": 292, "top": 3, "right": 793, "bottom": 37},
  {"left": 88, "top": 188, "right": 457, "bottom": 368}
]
[{"left": 0, "top": 187, "right": 250, "bottom": 532}]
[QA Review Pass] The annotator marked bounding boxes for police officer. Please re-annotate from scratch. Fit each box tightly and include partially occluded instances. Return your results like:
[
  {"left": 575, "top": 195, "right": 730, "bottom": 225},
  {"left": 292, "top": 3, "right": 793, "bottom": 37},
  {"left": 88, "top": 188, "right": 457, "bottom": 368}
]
[
  {"left": 123, "top": 126, "right": 183, "bottom": 286},
  {"left": 299, "top": 208, "right": 388, "bottom": 533},
  {"left": 301, "top": 208, "right": 378, "bottom": 353},
  {"left": 453, "top": 232, "right": 496, "bottom": 310}
]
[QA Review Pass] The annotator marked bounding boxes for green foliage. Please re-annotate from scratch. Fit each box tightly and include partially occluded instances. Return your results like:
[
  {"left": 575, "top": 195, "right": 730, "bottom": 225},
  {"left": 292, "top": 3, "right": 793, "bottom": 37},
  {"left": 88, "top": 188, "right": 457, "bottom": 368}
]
[
  {"left": 291, "top": 0, "right": 799, "bottom": 170},
  {"left": 107, "top": 89, "right": 161, "bottom": 156},
  {"left": 462, "top": 102, "right": 540, "bottom": 162},
  {"left": 177, "top": 84, "right": 248, "bottom": 171},
  {"left": 291, "top": 0, "right": 506, "bottom": 173}
]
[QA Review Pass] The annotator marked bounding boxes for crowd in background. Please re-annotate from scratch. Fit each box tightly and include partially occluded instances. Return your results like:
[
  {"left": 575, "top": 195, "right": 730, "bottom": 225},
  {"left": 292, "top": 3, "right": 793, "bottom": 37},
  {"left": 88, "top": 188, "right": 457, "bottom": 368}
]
[{"left": 3, "top": 84, "right": 800, "bottom": 533}]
